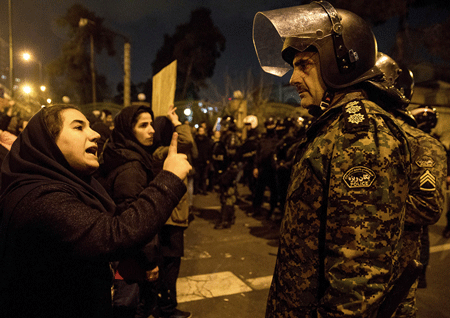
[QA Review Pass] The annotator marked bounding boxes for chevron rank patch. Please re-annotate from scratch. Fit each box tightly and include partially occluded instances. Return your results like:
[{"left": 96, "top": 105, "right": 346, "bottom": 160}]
[
  {"left": 419, "top": 170, "right": 436, "bottom": 192},
  {"left": 343, "top": 166, "right": 376, "bottom": 188}
]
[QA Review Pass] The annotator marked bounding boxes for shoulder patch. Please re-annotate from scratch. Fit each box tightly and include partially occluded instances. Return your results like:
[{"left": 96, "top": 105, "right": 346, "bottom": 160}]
[
  {"left": 343, "top": 166, "right": 376, "bottom": 188},
  {"left": 416, "top": 156, "right": 435, "bottom": 168},
  {"left": 343, "top": 100, "right": 370, "bottom": 133},
  {"left": 419, "top": 170, "right": 436, "bottom": 192}
]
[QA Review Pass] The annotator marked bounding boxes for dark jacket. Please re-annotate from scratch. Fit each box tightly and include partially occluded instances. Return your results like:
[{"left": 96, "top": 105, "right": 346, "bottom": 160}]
[
  {"left": 100, "top": 105, "right": 160, "bottom": 270},
  {"left": 194, "top": 134, "right": 213, "bottom": 166},
  {"left": 0, "top": 108, "right": 186, "bottom": 318}
]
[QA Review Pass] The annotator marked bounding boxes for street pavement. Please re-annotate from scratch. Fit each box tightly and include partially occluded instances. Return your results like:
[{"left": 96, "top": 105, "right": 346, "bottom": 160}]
[{"left": 175, "top": 184, "right": 450, "bottom": 318}]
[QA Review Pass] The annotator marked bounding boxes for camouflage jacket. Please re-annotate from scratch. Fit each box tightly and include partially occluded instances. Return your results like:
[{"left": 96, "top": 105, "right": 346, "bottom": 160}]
[
  {"left": 266, "top": 91, "right": 410, "bottom": 318},
  {"left": 400, "top": 118, "right": 447, "bottom": 228},
  {"left": 393, "top": 116, "right": 447, "bottom": 318}
]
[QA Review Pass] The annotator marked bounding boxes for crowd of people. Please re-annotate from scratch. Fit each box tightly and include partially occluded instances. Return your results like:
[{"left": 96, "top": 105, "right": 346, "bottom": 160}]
[{"left": 0, "top": 1, "right": 450, "bottom": 318}]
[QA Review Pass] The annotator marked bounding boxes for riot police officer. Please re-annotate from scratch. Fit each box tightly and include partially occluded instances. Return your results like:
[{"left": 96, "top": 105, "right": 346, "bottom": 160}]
[
  {"left": 409, "top": 106, "right": 445, "bottom": 290},
  {"left": 212, "top": 116, "right": 241, "bottom": 229},
  {"left": 250, "top": 117, "right": 279, "bottom": 219},
  {"left": 253, "top": 2, "right": 411, "bottom": 316},
  {"left": 367, "top": 53, "right": 447, "bottom": 317},
  {"left": 238, "top": 115, "right": 260, "bottom": 201},
  {"left": 272, "top": 117, "right": 305, "bottom": 221}
]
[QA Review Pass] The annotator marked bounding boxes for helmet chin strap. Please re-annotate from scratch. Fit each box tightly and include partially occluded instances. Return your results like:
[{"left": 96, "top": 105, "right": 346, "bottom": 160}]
[{"left": 308, "top": 90, "right": 335, "bottom": 117}]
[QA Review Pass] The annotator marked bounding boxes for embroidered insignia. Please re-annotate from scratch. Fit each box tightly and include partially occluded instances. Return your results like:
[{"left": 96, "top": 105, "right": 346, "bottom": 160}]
[
  {"left": 419, "top": 170, "right": 436, "bottom": 191},
  {"left": 348, "top": 113, "right": 365, "bottom": 124},
  {"left": 416, "top": 156, "right": 435, "bottom": 168},
  {"left": 343, "top": 100, "right": 369, "bottom": 133},
  {"left": 343, "top": 166, "right": 376, "bottom": 188},
  {"left": 346, "top": 103, "right": 362, "bottom": 114}
]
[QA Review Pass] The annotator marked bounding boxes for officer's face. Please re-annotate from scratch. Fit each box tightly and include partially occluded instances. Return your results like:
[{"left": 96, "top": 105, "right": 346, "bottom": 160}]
[{"left": 290, "top": 51, "right": 327, "bottom": 109}]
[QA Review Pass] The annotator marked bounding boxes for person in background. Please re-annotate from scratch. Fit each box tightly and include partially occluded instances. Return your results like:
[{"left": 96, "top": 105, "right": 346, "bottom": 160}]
[
  {"left": 272, "top": 117, "right": 304, "bottom": 222},
  {"left": 0, "top": 104, "right": 191, "bottom": 318},
  {"left": 250, "top": 117, "right": 279, "bottom": 219},
  {"left": 443, "top": 150, "right": 450, "bottom": 239},
  {"left": 98, "top": 105, "right": 161, "bottom": 318},
  {"left": 151, "top": 106, "right": 195, "bottom": 318},
  {"left": 366, "top": 53, "right": 447, "bottom": 317},
  {"left": 253, "top": 2, "right": 411, "bottom": 316},
  {"left": 208, "top": 130, "right": 221, "bottom": 191},
  {"left": 0, "top": 129, "right": 17, "bottom": 167},
  {"left": 212, "top": 116, "right": 241, "bottom": 229},
  {"left": 238, "top": 115, "right": 259, "bottom": 202},
  {"left": 194, "top": 125, "right": 213, "bottom": 195},
  {"left": 92, "top": 109, "right": 114, "bottom": 154},
  {"left": 0, "top": 104, "right": 13, "bottom": 132},
  {"left": 408, "top": 105, "right": 445, "bottom": 290}
]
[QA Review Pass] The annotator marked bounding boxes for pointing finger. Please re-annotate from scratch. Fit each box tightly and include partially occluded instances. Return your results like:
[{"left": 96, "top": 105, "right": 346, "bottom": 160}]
[{"left": 168, "top": 132, "right": 178, "bottom": 155}]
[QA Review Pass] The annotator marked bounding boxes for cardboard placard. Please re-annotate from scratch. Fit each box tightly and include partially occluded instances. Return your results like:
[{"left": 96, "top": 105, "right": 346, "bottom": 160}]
[{"left": 152, "top": 60, "right": 177, "bottom": 117}]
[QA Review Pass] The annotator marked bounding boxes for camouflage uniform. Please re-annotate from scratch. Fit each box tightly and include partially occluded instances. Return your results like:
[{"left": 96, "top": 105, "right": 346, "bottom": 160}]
[
  {"left": 392, "top": 117, "right": 447, "bottom": 318},
  {"left": 266, "top": 91, "right": 410, "bottom": 318}
]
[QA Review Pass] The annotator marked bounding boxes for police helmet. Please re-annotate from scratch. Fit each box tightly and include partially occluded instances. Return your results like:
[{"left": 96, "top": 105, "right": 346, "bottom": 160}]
[
  {"left": 410, "top": 106, "right": 438, "bottom": 133},
  {"left": 243, "top": 115, "right": 258, "bottom": 129},
  {"left": 253, "top": 1, "right": 382, "bottom": 89},
  {"left": 367, "top": 52, "right": 411, "bottom": 109}
]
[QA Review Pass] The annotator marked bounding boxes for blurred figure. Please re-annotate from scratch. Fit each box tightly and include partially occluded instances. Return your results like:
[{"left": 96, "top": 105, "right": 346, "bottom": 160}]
[
  {"left": 0, "top": 105, "right": 13, "bottom": 131},
  {"left": 272, "top": 117, "right": 304, "bottom": 221},
  {"left": 0, "top": 129, "right": 17, "bottom": 168},
  {"left": 194, "top": 126, "right": 213, "bottom": 195},
  {"left": 208, "top": 130, "right": 221, "bottom": 191},
  {"left": 212, "top": 116, "right": 241, "bottom": 229},
  {"left": 92, "top": 109, "right": 113, "bottom": 154},
  {"left": 151, "top": 106, "right": 195, "bottom": 318},
  {"left": 250, "top": 117, "right": 279, "bottom": 219},
  {"left": 238, "top": 115, "right": 260, "bottom": 201}
]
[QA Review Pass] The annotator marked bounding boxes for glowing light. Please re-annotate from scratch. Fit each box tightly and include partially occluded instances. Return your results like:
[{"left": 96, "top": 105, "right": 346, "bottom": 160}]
[
  {"left": 184, "top": 108, "right": 192, "bottom": 116},
  {"left": 40, "top": 85, "right": 46, "bottom": 92},
  {"left": 23, "top": 85, "right": 32, "bottom": 94},
  {"left": 22, "top": 52, "right": 31, "bottom": 61}
]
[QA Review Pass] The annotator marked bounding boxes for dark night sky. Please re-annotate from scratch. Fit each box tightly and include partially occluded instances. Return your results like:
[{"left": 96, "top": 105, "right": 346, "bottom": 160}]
[{"left": 0, "top": 0, "right": 448, "bottom": 101}]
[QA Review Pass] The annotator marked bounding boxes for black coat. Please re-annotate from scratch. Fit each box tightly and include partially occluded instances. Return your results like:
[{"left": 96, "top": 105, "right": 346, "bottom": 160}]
[{"left": 0, "top": 108, "right": 186, "bottom": 318}]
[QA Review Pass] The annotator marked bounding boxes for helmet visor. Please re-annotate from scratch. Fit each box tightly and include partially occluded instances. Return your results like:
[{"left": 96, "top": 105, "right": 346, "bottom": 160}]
[{"left": 253, "top": 3, "right": 332, "bottom": 77}]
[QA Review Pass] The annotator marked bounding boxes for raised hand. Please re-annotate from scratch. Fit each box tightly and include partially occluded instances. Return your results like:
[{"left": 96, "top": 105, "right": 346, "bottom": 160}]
[
  {"left": 163, "top": 132, "right": 192, "bottom": 180},
  {"left": 167, "top": 104, "right": 181, "bottom": 127}
]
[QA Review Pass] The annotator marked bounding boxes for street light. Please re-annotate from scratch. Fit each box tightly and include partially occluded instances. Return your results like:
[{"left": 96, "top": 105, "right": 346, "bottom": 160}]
[
  {"left": 22, "top": 52, "right": 43, "bottom": 84},
  {"left": 79, "top": 18, "right": 96, "bottom": 104}
]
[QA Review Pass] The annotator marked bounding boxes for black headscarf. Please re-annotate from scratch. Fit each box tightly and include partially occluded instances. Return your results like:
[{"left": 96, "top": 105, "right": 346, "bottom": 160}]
[
  {"left": 100, "top": 105, "right": 155, "bottom": 173},
  {"left": 0, "top": 107, "right": 116, "bottom": 258},
  {"left": 0, "top": 107, "right": 116, "bottom": 216}
]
